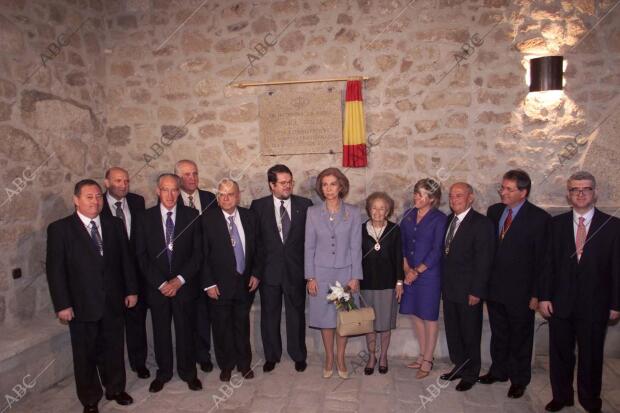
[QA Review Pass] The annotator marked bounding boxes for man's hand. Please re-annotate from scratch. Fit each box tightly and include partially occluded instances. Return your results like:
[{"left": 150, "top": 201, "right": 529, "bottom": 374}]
[
  {"left": 539, "top": 300, "right": 554, "bottom": 318},
  {"left": 206, "top": 286, "right": 220, "bottom": 300},
  {"left": 468, "top": 295, "right": 480, "bottom": 306},
  {"left": 125, "top": 295, "right": 138, "bottom": 308},
  {"left": 610, "top": 310, "right": 620, "bottom": 321},
  {"left": 248, "top": 276, "right": 260, "bottom": 292},
  {"left": 57, "top": 307, "right": 74, "bottom": 323},
  {"left": 307, "top": 279, "right": 318, "bottom": 296},
  {"left": 347, "top": 279, "right": 359, "bottom": 293},
  {"left": 159, "top": 282, "right": 175, "bottom": 297},
  {"left": 529, "top": 297, "right": 539, "bottom": 311},
  {"left": 395, "top": 284, "right": 404, "bottom": 303}
]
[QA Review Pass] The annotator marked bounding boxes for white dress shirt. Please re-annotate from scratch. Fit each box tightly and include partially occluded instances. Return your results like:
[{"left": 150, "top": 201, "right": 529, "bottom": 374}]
[
  {"left": 573, "top": 207, "right": 594, "bottom": 243},
  {"left": 77, "top": 211, "right": 102, "bottom": 239},
  {"left": 445, "top": 207, "right": 472, "bottom": 242},
  {"left": 181, "top": 190, "right": 202, "bottom": 214},
  {"left": 106, "top": 193, "right": 131, "bottom": 238},
  {"left": 273, "top": 195, "right": 291, "bottom": 242},
  {"left": 159, "top": 204, "right": 185, "bottom": 288}
]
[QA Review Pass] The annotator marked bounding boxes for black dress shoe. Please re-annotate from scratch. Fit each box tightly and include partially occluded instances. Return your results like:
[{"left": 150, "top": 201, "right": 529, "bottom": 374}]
[
  {"left": 187, "top": 377, "right": 202, "bottom": 391},
  {"left": 105, "top": 391, "right": 133, "bottom": 406},
  {"left": 364, "top": 366, "right": 374, "bottom": 375},
  {"left": 240, "top": 368, "right": 255, "bottom": 379},
  {"left": 83, "top": 406, "right": 98, "bottom": 413},
  {"left": 507, "top": 384, "right": 526, "bottom": 399},
  {"left": 295, "top": 361, "right": 307, "bottom": 372},
  {"left": 545, "top": 399, "right": 574, "bottom": 412},
  {"left": 149, "top": 378, "right": 165, "bottom": 393},
  {"left": 455, "top": 380, "right": 475, "bottom": 392},
  {"left": 200, "top": 360, "right": 214, "bottom": 373},
  {"left": 440, "top": 371, "right": 462, "bottom": 381},
  {"left": 220, "top": 369, "right": 232, "bottom": 382},
  {"left": 478, "top": 372, "right": 508, "bottom": 384},
  {"left": 263, "top": 361, "right": 276, "bottom": 372},
  {"left": 135, "top": 366, "right": 150, "bottom": 379},
  {"left": 378, "top": 364, "right": 388, "bottom": 374}
]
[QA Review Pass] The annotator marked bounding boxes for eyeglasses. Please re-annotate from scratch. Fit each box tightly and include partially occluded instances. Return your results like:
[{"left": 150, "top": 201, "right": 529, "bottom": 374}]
[
  {"left": 497, "top": 185, "right": 520, "bottom": 194},
  {"left": 275, "top": 180, "right": 294, "bottom": 187},
  {"left": 568, "top": 187, "right": 593, "bottom": 195}
]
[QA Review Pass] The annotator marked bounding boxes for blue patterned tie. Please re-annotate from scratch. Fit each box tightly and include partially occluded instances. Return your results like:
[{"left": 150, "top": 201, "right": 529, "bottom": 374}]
[
  {"left": 90, "top": 220, "right": 103, "bottom": 256},
  {"left": 280, "top": 200, "right": 291, "bottom": 243},
  {"left": 165, "top": 211, "right": 174, "bottom": 265},
  {"left": 228, "top": 215, "right": 245, "bottom": 274}
]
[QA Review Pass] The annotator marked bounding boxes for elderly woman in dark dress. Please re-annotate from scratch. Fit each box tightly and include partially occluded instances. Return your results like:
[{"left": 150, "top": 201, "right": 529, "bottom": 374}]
[
  {"left": 360, "top": 192, "right": 404, "bottom": 375},
  {"left": 399, "top": 178, "right": 447, "bottom": 379}
]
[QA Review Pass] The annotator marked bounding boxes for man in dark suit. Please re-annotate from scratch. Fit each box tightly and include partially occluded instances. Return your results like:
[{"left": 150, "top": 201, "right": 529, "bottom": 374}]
[
  {"left": 174, "top": 159, "right": 217, "bottom": 373},
  {"left": 201, "top": 178, "right": 260, "bottom": 382},
  {"left": 135, "top": 173, "right": 203, "bottom": 393},
  {"left": 440, "top": 182, "right": 495, "bottom": 392},
  {"left": 539, "top": 171, "right": 620, "bottom": 413},
  {"left": 101, "top": 167, "right": 149, "bottom": 380},
  {"left": 250, "top": 164, "right": 312, "bottom": 373},
  {"left": 479, "top": 169, "right": 551, "bottom": 398},
  {"left": 46, "top": 179, "right": 137, "bottom": 413}
]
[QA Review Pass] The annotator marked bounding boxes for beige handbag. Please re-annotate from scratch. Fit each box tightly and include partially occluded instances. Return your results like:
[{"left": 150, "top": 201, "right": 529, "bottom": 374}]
[{"left": 336, "top": 294, "right": 375, "bottom": 336}]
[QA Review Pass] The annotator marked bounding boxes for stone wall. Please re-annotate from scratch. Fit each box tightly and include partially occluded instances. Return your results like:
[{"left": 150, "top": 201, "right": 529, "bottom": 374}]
[
  {"left": 0, "top": 0, "right": 107, "bottom": 327},
  {"left": 0, "top": 0, "right": 619, "bottom": 327}
]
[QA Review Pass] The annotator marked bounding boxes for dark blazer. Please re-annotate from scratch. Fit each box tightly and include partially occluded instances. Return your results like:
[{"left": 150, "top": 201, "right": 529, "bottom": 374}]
[
  {"left": 46, "top": 213, "right": 138, "bottom": 321},
  {"left": 250, "top": 195, "right": 312, "bottom": 291},
  {"left": 539, "top": 209, "right": 620, "bottom": 321},
  {"left": 486, "top": 200, "right": 551, "bottom": 313},
  {"left": 361, "top": 220, "right": 404, "bottom": 290},
  {"left": 201, "top": 207, "right": 258, "bottom": 300},
  {"left": 177, "top": 188, "right": 217, "bottom": 213},
  {"left": 101, "top": 192, "right": 145, "bottom": 242},
  {"left": 135, "top": 204, "right": 202, "bottom": 301},
  {"left": 442, "top": 208, "right": 495, "bottom": 304}
]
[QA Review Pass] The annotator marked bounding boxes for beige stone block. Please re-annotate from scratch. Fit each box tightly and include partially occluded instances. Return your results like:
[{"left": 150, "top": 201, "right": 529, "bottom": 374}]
[
  {"left": 271, "top": 0, "right": 300, "bottom": 14},
  {"left": 375, "top": 54, "right": 398, "bottom": 71},
  {"left": 181, "top": 31, "right": 211, "bottom": 53},
  {"left": 395, "top": 99, "right": 416, "bottom": 112},
  {"left": 279, "top": 30, "right": 305, "bottom": 52},
  {"left": 214, "top": 37, "right": 244, "bottom": 53},
  {"left": 334, "top": 28, "right": 358, "bottom": 43},
  {"left": 445, "top": 113, "right": 468, "bottom": 129},
  {"left": 199, "top": 124, "right": 227, "bottom": 138},
  {"left": 0, "top": 15, "right": 25, "bottom": 54},
  {"left": 422, "top": 92, "right": 471, "bottom": 110},
  {"left": 110, "top": 61, "right": 134, "bottom": 78},
  {"left": 0, "top": 101, "right": 12, "bottom": 121},
  {"left": 415, "top": 120, "right": 439, "bottom": 133},
  {"left": 477, "top": 111, "right": 511, "bottom": 125},
  {"left": 252, "top": 16, "right": 276, "bottom": 34},
  {"left": 416, "top": 133, "right": 466, "bottom": 148}
]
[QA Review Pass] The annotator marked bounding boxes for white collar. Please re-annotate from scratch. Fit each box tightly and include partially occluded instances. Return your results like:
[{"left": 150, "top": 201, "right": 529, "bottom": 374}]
[
  {"left": 160, "top": 203, "right": 177, "bottom": 216},
  {"left": 573, "top": 207, "right": 594, "bottom": 223},
  {"left": 454, "top": 207, "right": 472, "bottom": 222},
  {"left": 77, "top": 211, "right": 100, "bottom": 228}
]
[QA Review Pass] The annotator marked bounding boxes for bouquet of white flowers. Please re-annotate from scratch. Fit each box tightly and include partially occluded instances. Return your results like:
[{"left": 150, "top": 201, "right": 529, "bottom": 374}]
[{"left": 326, "top": 281, "right": 358, "bottom": 311}]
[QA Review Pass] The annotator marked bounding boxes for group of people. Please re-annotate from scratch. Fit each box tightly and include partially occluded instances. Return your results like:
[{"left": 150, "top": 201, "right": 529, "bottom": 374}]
[{"left": 45, "top": 161, "right": 619, "bottom": 413}]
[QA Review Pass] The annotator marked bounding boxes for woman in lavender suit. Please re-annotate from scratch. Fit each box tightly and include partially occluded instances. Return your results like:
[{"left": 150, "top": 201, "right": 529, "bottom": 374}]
[
  {"left": 305, "top": 168, "right": 362, "bottom": 380},
  {"left": 399, "top": 178, "right": 447, "bottom": 379}
]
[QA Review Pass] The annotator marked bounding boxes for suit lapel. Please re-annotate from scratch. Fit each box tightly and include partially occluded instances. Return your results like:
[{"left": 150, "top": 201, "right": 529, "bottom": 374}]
[
  {"left": 501, "top": 201, "right": 528, "bottom": 243},
  {"left": 267, "top": 198, "right": 282, "bottom": 242},
  {"left": 72, "top": 213, "right": 102, "bottom": 259},
  {"left": 579, "top": 208, "right": 603, "bottom": 263}
]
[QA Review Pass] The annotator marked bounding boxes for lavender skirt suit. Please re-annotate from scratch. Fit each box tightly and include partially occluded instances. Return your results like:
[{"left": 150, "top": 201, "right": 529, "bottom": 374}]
[
  {"left": 304, "top": 202, "right": 363, "bottom": 329},
  {"left": 399, "top": 208, "right": 447, "bottom": 321}
]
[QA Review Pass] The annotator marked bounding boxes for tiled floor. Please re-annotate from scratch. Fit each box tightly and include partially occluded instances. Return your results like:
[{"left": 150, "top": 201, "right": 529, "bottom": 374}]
[{"left": 7, "top": 356, "right": 620, "bottom": 412}]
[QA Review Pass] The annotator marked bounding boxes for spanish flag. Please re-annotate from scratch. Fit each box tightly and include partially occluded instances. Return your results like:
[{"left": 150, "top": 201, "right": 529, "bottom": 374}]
[{"left": 342, "top": 79, "right": 367, "bottom": 167}]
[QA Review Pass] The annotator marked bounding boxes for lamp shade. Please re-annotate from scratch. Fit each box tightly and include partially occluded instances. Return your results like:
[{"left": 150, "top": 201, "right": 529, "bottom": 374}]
[{"left": 529, "top": 56, "right": 563, "bottom": 92}]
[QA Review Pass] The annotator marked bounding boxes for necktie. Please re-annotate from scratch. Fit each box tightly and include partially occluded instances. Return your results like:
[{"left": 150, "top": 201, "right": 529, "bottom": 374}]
[
  {"left": 280, "top": 200, "right": 291, "bottom": 243},
  {"left": 576, "top": 216, "right": 587, "bottom": 261},
  {"left": 500, "top": 208, "right": 513, "bottom": 240},
  {"left": 90, "top": 220, "right": 103, "bottom": 256},
  {"left": 444, "top": 216, "right": 458, "bottom": 255},
  {"left": 165, "top": 211, "right": 174, "bottom": 265},
  {"left": 115, "top": 201, "right": 127, "bottom": 232},
  {"left": 188, "top": 195, "right": 196, "bottom": 209},
  {"left": 228, "top": 216, "right": 245, "bottom": 274}
]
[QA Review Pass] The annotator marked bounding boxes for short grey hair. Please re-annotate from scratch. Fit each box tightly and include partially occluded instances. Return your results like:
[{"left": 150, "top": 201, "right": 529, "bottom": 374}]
[
  {"left": 217, "top": 178, "right": 239, "bottom": 193},
  {"left": 567, "top": 171, "right": 596, "bottom": 189},
  {"left": 174, "top": 159, "right": 198, "bottom": 175},
  {"left": 157, "top": 173, "right": 181, "bottom": 188},
  {"left": 451, "top": 182, "right": 474, "bottom": 194}
]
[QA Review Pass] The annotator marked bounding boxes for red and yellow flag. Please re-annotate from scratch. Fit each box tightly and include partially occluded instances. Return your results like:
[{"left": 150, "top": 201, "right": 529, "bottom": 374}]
[{"left": 342, "top": 79, "right": 367, "bottom": 167}]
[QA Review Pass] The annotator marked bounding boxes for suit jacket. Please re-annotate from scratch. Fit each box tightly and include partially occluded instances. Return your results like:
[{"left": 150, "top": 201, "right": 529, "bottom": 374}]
[
  {"left": 486, "top": 200, "right": 551, "bottom": 313},
  {"left": 46, "top": 213, "right": 138, "bottom": 322},
  {"left": 250, "top": 195, "right": 312, "bottom": 292},
  {"left": 200, "top": 206, "right": 258, "bottom": 300},
  {"left": 177, "top": 188, "right": 217, "bottom": 213},
  {"left": 101, "top": 192, "right": 146, "bottom": 288},
  {"left": 539, "top": 209, "right": 620, "bottom": 321},
  {"left": 304, "top": 202, "right": 363, "bottom": 280},
  {"left": 441, "top": 208, "right": 495, "bottom": 304},
  {"left": 135, "top": 204, "right": 202, "bottom": 301}
]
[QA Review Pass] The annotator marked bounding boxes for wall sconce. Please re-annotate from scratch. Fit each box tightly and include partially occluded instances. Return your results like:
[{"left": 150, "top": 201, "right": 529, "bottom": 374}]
[{"left": 529, "top": 56, "right": 564, "bottom": 92}]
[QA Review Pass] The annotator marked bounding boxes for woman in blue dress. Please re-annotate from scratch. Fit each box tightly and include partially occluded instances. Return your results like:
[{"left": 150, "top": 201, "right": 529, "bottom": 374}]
[{"left": 399, "top": 178, "right": 447, "bottom": 379}]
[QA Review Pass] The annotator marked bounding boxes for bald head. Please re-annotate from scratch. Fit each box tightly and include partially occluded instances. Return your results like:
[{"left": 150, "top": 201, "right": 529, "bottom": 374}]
[
  {"left": 449, "top": 182, "right": 474, "bottom": 215},
  {"left": 104, "top": 167, "right": 130, "bottom": 200}
]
